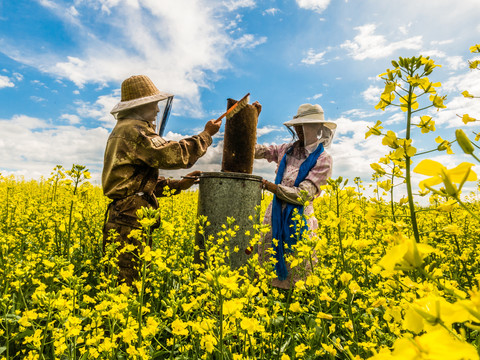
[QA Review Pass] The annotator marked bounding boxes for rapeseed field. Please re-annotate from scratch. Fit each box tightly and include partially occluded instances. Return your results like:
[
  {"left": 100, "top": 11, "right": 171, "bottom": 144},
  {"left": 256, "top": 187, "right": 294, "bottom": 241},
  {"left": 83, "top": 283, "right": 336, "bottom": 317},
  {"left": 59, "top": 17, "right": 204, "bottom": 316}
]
[{"left": 1, "top": 50, "right": 480, "bottom": 359}]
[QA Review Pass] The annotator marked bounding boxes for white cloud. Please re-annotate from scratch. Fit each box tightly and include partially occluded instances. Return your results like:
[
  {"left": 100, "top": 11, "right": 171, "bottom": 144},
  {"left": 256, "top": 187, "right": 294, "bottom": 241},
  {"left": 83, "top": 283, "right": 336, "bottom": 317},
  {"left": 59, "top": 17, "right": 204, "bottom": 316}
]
[
  {"left": 68, "top": 6, "right": 79, "bottom": 17},
  {"left": 301, "top": 49, "right": 326, "bottom": 65},
  {"left": 398, "top": 25, "right": 409, "bottom": 36},
  {"left": 422, "top": 50, "right": 466, "bottom": 70},
  {"left": 60, "top": 114, "right": 81, "bottom": 124},
  {"left": 328, "top": 116, "right": 386, "bottom": 180},
  {"left": 342, "top": 108, "right": 377, "bottom": 119},
  {"left": 222, "top": 0, "right": 256, "bottom": 11},
  {"left": 257, "top": 125, "right": 282, "bottom": 137},
  {"left": 433, "top": 70, "right": 480, "bottom": 129},
  {"left": 362, "top": 85, "right": 382, "bottom": 104},
  {"left": 1, "top": 0, "right": 267, "bottom": 118},
  {"left": 12, "top": 72, "right": 23, "bottom": 81},
  {"left": 308, "top": 93, "right": 323, "bottom": 101},
  {"left": 384, "top": 112, "right": 404, "bottom": 125},
  {"left": 296, "top": 0, "right": 331, "bottom": 13},
  {"left": 422, "top": 49, "right": 446, "bottom": 59},
  {"left": 341, "top": 24, "right": 422, "bottom": 60},
  {"left": 0, "top": 115, "right": 109, "bottom": 183},
  {"left": 30, "top": 96, "right": 46, "bottom": 102},
  {"left": 75, "top": 92, "right": 119, "bottom": 128},
  {"left": 430, "top": 39, "right": 454, "bottom": 46},
  {"left": 0, "top": 75, "right": 14, "bottom": 88},
  {"left": 233, "top": 34, "right": 267, "bottom": 49},
  {"left": 263, "top": 8, "right": 279, "bottom": 16},
  {"left": 445, "top": 56, "right": 466, "bottom": 71}
]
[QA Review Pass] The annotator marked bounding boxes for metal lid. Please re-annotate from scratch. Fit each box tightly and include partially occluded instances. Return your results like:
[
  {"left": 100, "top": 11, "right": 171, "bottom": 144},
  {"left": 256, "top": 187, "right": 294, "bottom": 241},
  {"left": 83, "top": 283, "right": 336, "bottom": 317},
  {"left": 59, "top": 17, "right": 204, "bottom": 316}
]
[{"left": 200, "top": 171, "right": 262, "bottom": 182}]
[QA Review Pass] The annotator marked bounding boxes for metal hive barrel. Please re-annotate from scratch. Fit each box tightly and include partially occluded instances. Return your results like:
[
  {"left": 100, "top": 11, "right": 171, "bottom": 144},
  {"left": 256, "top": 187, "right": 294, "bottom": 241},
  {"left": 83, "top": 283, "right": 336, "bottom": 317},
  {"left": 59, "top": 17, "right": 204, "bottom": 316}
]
[{"left": 194, "top": 172, "right": 262, "bottom": 270}]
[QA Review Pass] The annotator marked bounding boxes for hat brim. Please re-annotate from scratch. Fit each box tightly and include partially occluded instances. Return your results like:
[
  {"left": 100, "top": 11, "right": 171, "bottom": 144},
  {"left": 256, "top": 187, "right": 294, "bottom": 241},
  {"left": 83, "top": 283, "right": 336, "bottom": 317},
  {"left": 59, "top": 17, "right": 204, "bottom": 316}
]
[
  {"left": 283, "top": 117, "right": 337, "bottom": 129},
  {"left": 110, "top": 92, "right": 173, "bottom": 114}
]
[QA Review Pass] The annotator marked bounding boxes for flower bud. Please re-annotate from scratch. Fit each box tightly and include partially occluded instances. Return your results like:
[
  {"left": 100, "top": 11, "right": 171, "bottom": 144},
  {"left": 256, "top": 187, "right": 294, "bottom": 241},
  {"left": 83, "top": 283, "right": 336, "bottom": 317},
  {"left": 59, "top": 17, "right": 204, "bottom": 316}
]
[{"left": 455, "top": 129, "right": 474, "bottom": 155}]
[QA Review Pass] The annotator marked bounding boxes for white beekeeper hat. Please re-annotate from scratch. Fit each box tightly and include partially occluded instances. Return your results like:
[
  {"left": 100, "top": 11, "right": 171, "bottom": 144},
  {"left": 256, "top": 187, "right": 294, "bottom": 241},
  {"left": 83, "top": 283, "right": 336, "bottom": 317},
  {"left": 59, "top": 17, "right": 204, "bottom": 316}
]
[{"left": 283, "top": 103, "right": 337, "bottom": 129}]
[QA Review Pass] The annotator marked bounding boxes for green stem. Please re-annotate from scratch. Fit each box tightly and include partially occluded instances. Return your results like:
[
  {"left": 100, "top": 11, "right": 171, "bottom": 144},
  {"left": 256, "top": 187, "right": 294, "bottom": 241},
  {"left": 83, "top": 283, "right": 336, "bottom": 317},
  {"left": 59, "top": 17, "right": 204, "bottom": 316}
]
[
  {"left": 414, "top": 148, "right": 441, "bottom": 157},
  {"left": 137, "top": 230, "right": 150, "bottom": 354},
  {"left": 405, "top": 83, "right": 421, "bottom": 243},
  {"left": 66, "top": 178, "right": 79, "bottom": 261},
  {"left": 218, "top": 294, "right": 224, "bottom": 359},
  {"left": 390, "top": 170, "right": 396, "bottom": 222},
  {"left": 336, "top": 188, "right": 346, "bottom": 270},
  {"left": 276, "top": 288, "right": 293, "bottom": 360},
  {"left": 470, "top": 152, "right": 480, "bottom": 163},
  {"left": 411, "top": 104, "right": 435, "bottom": 114}
]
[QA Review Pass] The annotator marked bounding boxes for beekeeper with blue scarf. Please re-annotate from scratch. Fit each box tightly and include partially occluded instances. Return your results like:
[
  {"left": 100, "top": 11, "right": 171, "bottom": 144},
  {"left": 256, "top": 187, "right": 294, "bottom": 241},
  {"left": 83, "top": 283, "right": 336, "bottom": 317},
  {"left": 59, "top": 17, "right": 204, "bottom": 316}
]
[{"left": 255, "top": 103, "right": 335, "bottom": 289}]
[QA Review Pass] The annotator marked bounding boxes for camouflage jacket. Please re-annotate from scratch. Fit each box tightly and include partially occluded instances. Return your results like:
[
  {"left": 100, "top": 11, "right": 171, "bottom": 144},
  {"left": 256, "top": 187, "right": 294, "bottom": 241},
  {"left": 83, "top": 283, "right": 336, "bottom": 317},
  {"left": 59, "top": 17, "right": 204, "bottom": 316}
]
[{"left": 102, "top": 117, "right": 212, "bottom": 200}]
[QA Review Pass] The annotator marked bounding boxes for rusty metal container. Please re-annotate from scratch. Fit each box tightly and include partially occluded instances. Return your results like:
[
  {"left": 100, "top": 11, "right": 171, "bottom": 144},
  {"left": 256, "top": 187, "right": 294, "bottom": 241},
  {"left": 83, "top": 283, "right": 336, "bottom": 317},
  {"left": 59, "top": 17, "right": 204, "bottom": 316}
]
[
  {"left": 194, "top": 172, "right": 262, "bottom": 270},
  {"left": 221, "top": 98, "right": 258, "bottom": 174}
]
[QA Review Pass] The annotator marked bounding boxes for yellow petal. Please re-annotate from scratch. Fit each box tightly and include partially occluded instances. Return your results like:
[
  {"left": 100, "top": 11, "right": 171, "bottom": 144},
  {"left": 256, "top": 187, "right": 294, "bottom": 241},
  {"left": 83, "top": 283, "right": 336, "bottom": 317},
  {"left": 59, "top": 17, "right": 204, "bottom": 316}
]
[
  {"left": 413, "top": 159, "right": 445, "bottom": 176},
  {"left": 419, "top": 176, "right": 443, "bottom": 190},
  {"left": 445, "top": 162, "right": 477, "bottom": 183},
  {"left": 404, "top": 307, "right": 424, "bottom": 334},
  {"left": 378, "top": 242, "right": 408, "bottom": 272}
]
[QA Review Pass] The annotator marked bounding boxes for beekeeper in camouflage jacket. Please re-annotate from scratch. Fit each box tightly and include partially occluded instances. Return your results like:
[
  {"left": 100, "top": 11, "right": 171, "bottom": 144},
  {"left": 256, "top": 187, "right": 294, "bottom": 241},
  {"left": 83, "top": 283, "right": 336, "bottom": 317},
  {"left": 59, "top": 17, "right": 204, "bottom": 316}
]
[{"left": 102, "top": 74, "right": 222, "bottom": 285}]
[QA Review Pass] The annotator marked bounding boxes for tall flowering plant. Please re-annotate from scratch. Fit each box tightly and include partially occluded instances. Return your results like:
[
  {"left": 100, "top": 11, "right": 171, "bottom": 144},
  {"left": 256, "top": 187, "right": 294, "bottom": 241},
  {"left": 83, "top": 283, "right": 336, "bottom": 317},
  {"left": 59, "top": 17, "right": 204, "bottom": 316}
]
[{"left": 366, "top": 55, "right": 448, "bottom": 243}]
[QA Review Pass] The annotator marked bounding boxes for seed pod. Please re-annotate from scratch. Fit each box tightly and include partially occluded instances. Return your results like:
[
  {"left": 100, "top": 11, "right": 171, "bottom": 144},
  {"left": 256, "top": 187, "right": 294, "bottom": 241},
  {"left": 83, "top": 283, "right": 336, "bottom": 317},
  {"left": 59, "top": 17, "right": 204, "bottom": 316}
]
[{"left": 455, "top": 129, "right": 475, "bottom": 154}]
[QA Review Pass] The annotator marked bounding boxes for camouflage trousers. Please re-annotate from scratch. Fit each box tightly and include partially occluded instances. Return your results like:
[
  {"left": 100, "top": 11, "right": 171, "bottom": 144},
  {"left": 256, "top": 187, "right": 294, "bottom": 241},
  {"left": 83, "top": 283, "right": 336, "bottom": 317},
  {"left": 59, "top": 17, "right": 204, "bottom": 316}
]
[{"left": 102, "top": 193, "right": 159, "bottom": 286}]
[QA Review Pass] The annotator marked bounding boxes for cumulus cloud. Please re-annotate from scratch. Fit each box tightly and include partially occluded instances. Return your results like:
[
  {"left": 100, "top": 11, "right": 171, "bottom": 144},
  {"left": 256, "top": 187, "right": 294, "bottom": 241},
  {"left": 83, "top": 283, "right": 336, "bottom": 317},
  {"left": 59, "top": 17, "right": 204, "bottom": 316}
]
[
  {"left": 430, "top": 70, "right": 480, "bottom": 129},
  {"left": 301, "top": 49, "right": 326, "bottom": 65},
  {"left": 0, "top": 115, "right": 109, "bottom": 183},
  {"left": 296, "top": 0, "right": 331, "bottom": 13},
  {"left": 342, "top": 108, "right": 377, "bottom": 119},
  {"left": 75, "top": 92, "right": 121, "bottom": 128},
  {"left": 422, "top": 50, "right": 466, "bottom": 71},
  {"left": 233, "top": 34, "right": 268, "bottom": 49},
  {"left": 362, "top": 85, "right": 382, "bottom": 104},
  {"left": 222, "top": 0, "right": 256, "bottom": 11},
  {"left": 341, "top": 24, "right": 422, "bottom": 60},
  {"left": 60, "top": 114, "right": 81, "bottom": 125},
  {"left": 263, "top": 8, "right": 279, "bottom": 16},
  {"left": 0, "top": 0, "right": 267, "bottom": 118},
  {"left": 0, "top": 75, "right": 14, "bottom": 88},
  {"left": 328, "top": 116, "right": 386, "bottom": 180},
  {"left": 257, "top": 125, "right": 282, "bottom": 137}
]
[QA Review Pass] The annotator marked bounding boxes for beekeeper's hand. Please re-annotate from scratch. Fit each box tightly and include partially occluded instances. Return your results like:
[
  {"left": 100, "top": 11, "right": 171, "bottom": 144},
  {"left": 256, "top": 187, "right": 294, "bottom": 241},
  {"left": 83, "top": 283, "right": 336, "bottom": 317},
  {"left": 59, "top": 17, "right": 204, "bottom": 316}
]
[
  {"left": 253, "top": 101, "right": 262, "bottom": 115},
  {"left": 179, "top": 170, "right": 202, "bottom": 190},
  {"left": 262, "top": 179, "right": 278, "bottom": 194},
  {"left": 204, "top": 119, "right": 222, "bottom": 136}
]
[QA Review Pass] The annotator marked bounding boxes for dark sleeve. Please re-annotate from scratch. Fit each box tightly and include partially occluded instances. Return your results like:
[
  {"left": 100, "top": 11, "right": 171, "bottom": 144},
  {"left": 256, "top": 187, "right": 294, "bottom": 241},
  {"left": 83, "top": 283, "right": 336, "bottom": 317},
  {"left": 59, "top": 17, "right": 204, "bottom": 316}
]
[
  {"left": 135, "top": 124, "right": 213, "bottom": 169},
  {"left": 154, "top": 177, "right": 183, "bottom": 197}
]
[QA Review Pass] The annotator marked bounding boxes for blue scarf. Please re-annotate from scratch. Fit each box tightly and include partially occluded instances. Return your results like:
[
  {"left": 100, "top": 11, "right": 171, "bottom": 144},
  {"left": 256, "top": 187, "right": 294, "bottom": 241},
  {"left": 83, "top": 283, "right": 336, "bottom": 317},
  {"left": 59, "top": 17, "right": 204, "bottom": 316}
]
[{"left": 271, "top": 142, "right": 324, "bottom": 280}]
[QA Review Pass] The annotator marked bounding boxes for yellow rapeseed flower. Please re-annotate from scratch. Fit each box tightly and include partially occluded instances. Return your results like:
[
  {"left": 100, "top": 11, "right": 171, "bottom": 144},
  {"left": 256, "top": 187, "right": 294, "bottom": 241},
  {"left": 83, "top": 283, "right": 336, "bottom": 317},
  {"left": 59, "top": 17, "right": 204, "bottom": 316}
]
[
  {"left": 414, "top": 159, "right": 477, "bottom": 196},
  {"left": 171, "top": 318, "right": 189, "bottom": 336}
]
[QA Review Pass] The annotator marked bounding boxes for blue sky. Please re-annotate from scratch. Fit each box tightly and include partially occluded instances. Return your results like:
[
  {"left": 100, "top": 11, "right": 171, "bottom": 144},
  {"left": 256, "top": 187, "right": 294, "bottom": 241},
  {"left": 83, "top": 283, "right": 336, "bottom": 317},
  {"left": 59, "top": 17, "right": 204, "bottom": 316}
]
[{"left": 1, "top": 0, "right": 480, "bottom": 198}]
